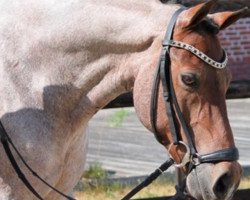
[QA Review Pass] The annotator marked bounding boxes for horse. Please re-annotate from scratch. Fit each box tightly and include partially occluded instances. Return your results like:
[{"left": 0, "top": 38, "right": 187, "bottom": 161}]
[{"left": 0, "top": 0, "right": 246, "bottom": 199}]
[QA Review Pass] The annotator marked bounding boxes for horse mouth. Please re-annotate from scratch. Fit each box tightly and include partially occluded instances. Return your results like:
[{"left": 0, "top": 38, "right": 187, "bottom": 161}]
[{"left": 186, "top": 162, "right": 242, "bottom": 200}]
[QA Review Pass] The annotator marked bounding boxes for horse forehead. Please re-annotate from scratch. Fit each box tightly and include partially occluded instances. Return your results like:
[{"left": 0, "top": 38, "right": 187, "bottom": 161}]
[
  {"left": 188, "top": 33, "right": 220, "bottom": 54},
  {"left": 175, "top": 22, "right": 221, "bottom": 54},
  {"left": 173, "top": 32, "right": 223, "bottom": 70},
  {"left": 171, "top": 37, "right": 229, "bottom": 88}
]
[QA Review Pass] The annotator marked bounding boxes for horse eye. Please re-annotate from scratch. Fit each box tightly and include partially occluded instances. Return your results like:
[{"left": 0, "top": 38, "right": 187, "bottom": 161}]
[{"left": 181, "top": 73, "right": 198, "bottom": 87}]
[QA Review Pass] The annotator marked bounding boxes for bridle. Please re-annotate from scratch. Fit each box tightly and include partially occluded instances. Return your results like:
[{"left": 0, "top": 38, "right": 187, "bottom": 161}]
[
  {"left": 122, "top": 7, "right": 239, "bottom": 200},
  {"left": 149, "top": 7, "right": 238, "bottom": 172},
  {"left": 0, "top": 7, "right": 239, "bottom": 200}
]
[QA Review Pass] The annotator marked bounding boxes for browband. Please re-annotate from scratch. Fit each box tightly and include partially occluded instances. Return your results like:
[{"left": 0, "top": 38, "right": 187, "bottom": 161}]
[{"left": 164, "top": 40, "right": 228, "bottom": 69}]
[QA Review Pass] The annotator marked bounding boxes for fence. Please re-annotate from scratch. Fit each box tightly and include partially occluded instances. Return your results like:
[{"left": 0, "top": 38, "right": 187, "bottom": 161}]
[{"left": 104, "top": 82, "right": 250, "bottom": 199}]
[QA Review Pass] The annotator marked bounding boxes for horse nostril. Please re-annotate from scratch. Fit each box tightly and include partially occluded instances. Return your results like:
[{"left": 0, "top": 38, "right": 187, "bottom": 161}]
[{"left": 213, "top": 173, "right": 231, "bottom": 198}]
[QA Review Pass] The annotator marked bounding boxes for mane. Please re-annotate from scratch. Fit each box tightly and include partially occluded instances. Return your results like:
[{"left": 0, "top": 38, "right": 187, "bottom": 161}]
[{"left": 159, "top": 0, "right": 178, "bottom": 3}]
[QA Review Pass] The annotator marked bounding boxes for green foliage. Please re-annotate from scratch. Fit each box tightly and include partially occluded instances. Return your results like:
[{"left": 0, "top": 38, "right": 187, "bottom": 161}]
[
  {"left": 77, "top": 165, "right": 250, "bottom": 200},
  {"left": 108, "top": 108, "right": 130, "bottom": 127},
  {"left": 74, "top": 177, "right": 176, "bottom": 200},
  {"left": 83, "top": 162, "right": 107, "bottom": 179},
  {"left": 75, "top": 177, "right": 250, "bottom": 200}
]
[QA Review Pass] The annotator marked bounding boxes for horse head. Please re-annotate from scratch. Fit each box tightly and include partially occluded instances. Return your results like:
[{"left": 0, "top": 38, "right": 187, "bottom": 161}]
[{"left": 134, "top": 1, "right": 246, "bottom": 199}]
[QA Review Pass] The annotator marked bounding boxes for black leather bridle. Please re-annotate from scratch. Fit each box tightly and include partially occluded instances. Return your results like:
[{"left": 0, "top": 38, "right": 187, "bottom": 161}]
[
  {"left": 122, "top": 7, "right": 239, "bottom": 200},
  {"left": 150, "top": 7, "right": 239, "bottom": 172}
]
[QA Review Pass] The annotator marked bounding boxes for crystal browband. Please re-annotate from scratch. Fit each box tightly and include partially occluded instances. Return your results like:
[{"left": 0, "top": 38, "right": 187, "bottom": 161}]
[{"left": 164, "top": 40, "right": 228, "bottom": 69}]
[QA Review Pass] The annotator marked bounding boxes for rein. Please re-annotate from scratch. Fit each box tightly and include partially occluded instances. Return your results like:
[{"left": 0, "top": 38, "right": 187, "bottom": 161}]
[
  {"left": 0, "top": 121, "right": 76, "bottom": 200},
  {"left": 121, "top": 159, "right": 174, "bottom": 200},
  {"left": 122, "top": 7, "right": 239, "bottom": 200}
]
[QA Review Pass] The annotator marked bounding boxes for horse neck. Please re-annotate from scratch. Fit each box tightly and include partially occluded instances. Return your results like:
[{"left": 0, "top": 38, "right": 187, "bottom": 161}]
[
  {"left": 72, "top": 2, "right": 180, "bottom": 122},
  {"left": 0, "top": 1, "right": 180, "bottom": 127}
]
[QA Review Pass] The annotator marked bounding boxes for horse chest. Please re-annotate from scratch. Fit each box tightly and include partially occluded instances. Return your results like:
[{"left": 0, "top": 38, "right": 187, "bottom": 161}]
[{"left": 0, "top": 112, "right": 88, "bottom": 199}]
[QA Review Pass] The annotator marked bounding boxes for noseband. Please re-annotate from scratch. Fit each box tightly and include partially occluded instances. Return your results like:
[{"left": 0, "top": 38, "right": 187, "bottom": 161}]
[{"left": 150, "top": 7, "right": 238, "bottom": 171}]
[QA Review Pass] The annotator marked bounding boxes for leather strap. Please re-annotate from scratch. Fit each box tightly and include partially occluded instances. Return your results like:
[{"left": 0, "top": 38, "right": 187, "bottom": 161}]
[
  {"left": 0, "top": 121, "right": 76, "bottom": 200},
  {"left": 121, "top": 158, "right": 174, "bottom": 200},
  {"left": 150, "top": 6, "right": 239, "bottom": 168},
  {"left": 150, "top": 7, "right": 186, "bottom": 144},
  {"left": 198, "top": 147, "right": 239, "bottom": 164},
  {"left": 163, "top": 7, "right": 186, "bottom": 47},
  {"left": 0, "top": 122, "right": 44, "bottom": 200},
  {"left": 161, "top": 6, "right": 197, "bottom": 153}
]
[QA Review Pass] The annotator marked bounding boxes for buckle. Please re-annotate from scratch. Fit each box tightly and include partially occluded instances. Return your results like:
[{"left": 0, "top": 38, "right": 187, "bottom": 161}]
[
  {"left": 191, "top": 153, "right": 201, "bottom": 166},
  {"left": 168, "top": 141, "right": 191, "bottom": 168}
]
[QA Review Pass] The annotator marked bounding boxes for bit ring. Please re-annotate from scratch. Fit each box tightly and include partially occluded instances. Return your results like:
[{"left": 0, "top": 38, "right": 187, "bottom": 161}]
[{"left": 168, "top": 141, "right": 191, "bottom": 168}]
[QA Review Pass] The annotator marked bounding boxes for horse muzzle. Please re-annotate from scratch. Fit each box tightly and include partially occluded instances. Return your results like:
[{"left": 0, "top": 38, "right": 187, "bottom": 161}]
[{"left": 186, "top": 161, "right": 242, "bottom": 200}]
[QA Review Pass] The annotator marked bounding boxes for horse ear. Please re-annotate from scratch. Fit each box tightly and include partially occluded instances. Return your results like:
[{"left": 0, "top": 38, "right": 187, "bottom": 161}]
[
  {"left": 209, "top": 7, "right": 248, "bottom": 30},
  {"left": 180, "top": 0, "right": 217, "bottom": 29}
]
